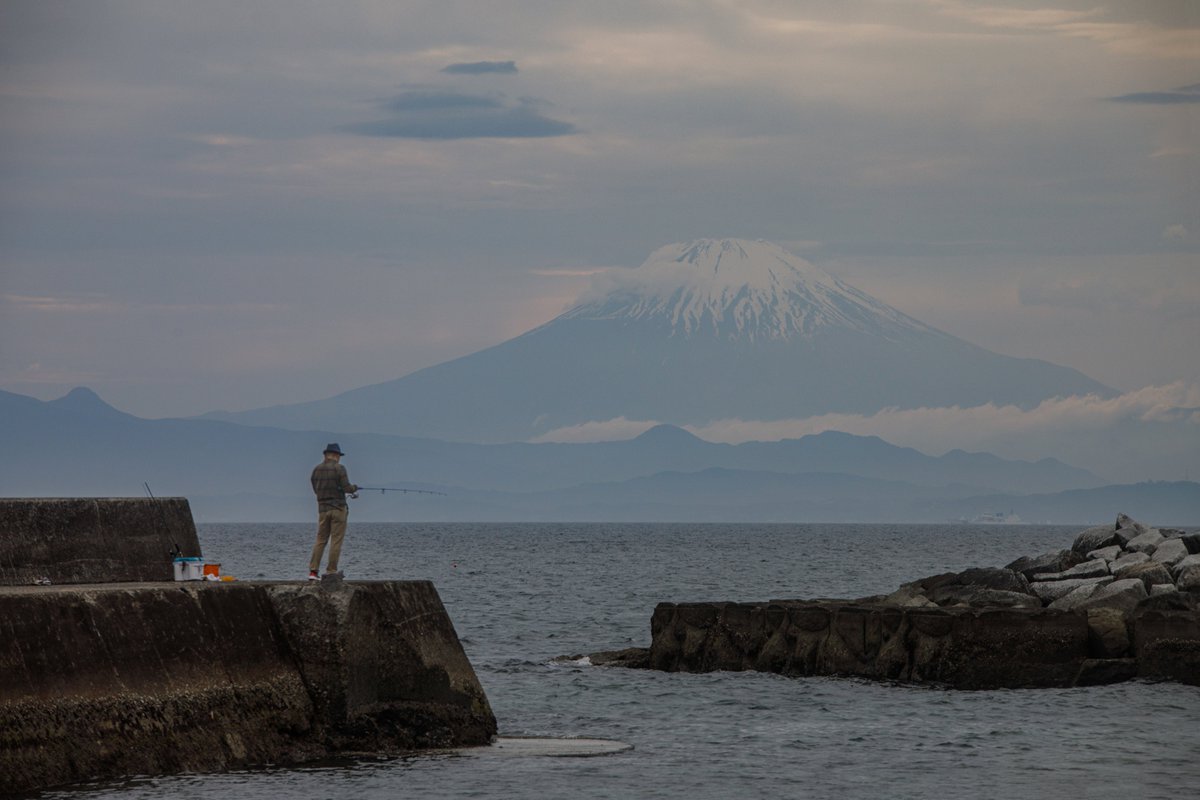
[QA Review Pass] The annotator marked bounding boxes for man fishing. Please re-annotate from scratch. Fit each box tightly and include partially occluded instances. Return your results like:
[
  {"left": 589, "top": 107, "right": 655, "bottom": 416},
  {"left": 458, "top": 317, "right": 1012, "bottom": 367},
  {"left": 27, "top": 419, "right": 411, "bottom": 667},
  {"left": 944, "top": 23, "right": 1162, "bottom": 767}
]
[{"left": 308, "top": 442, "right": 358, "bottom": 580}]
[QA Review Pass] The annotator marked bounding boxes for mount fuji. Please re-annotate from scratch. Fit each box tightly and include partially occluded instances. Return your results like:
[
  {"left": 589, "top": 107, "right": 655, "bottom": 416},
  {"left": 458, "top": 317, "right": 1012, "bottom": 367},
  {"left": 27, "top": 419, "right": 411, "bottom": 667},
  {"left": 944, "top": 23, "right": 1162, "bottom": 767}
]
[{"left": 210, "top": 239, "right": 1111, "bottom": 442}]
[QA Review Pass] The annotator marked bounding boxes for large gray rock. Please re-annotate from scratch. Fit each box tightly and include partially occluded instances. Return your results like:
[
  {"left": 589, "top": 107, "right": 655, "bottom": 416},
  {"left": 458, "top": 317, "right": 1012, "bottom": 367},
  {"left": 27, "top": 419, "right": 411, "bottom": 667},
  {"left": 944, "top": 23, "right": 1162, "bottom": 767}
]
[
  {"left": 1031, "top": 576, "right": 1114, "bottom": 603},
  {"left": 1126, "top": 529, "right": 1165, "bottom": 554},
  {"left": 1073, "top": 524, "right": 1118, "bottom": 555},
  {"left": 920, "top": 568, "right": 1032, "bottom": 607},
  {"left": 1151, "top": 537, "right": 1189, "bottom": 567},
  {"left": 1096, "top": 577, "right": 1150, "bottom": 599},
  {"left": 1086, "top": 608, "right": 1130, "bottom": 658},
  {"left": 1176, "top": 565, "right": 1200, "bottom": 593},
  {"left": 1005, "top": 550, "right": 1084, "bottom": 581},
  {"left": 1150, "top": 583, "right": 1179, "bottom": 597},
  {"left": 1110, "top": 551, "right": 1150, "bottom": 572},
  {"left": 1086, "top": 545, "right": 1122, "bottom": 563},
  {"left": 1077, "top": 579, "right": 1148, "bottom": 615},
  {"left": 881, "top": 583, "right": 938, "bottom": 608},
  {"left": 1114, "top": 513, "right": 1148, "bottom": 545},
  {"left": 1114, "top": 561, "right": 1174, "bottom": 590},
  {"left": 954, "top": 567, "right": 1030, "bottom": 594},
  {"left": 1032, "top": 559, "right": 1110, "bottom": 582},
  {"left": 1136, "top": 591, "right": 1200, "bottom": 613},
  {"left": 1171, "top": 553, "right": 1200, "bottom": 578},
  {"left": 1048, "top": 582, "right": 1104, "bottom": 611},
  {"left": 930, "top": 586, "right": 1041, "bottom": 609}
]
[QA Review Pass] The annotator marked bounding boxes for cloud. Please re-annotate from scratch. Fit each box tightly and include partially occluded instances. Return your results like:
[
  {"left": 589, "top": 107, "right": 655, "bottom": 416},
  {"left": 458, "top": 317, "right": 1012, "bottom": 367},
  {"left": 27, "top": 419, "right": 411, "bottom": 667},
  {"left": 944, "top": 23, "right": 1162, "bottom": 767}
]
[
  {"left": 530, "top": 417, "right": 659, "bottom": 443},
  {"left": 529, "top": 385, "right": 1200, "bottom": 481},
  {"left": 688, "top": 385, "right": 1200, "bottom": 482},
  {"left": 932, "top": 2, "right": 1200, "bottom": 59},
  {"left": 2, "top": 293, "right": 121, "bottom": 313},
  {"left": 2, "top": 292, "right": 281, "bottom": 316},
  {"left": 343, "top": 89, "right": 575, "bottom": 139},
  {"left": 684, "top": 384, "right": 1200, "bottom": 445},
  {"left": 1108, "top": 83, "right": 1200, "bottom": 104},
  {"left": 1164, "top": 224, "right": 1190, "bottom": 240},
  {"left": 1016, "top": 273, "right": 1200, "bottom": 316},
  {"left": 441, "top": 60, "right": 518, "bottom": 75},
  {"left": 382, "top": 90, "right": 502, "bottom": 112},
  {"left": 5, "top": 362, "right": 104, "bottom": 389},
  {"left": 190, "top": 134, "right": 258, "bottom": 148},
  {"left": 778, "top": 240, "right": 824, "bottom": 252},
  {"left": 528, "top": 266, "right": 621, "bottom": 277}
]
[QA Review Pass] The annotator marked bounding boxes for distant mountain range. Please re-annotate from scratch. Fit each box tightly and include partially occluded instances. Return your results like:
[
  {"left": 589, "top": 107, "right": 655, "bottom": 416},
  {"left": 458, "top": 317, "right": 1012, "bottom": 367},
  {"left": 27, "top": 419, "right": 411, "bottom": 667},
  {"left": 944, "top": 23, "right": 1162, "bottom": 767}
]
[
  {"left": 202, "top": 239, "right": 1112, "bottom": 442},
  {"left": 6, "top": 387, "right": 1197, "bottom": 525}
]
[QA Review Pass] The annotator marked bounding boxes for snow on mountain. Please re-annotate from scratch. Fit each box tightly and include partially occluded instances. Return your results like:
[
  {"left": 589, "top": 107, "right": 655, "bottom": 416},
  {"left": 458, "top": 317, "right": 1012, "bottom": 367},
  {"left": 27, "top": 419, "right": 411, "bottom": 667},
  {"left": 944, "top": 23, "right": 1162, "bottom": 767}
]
[
  {"left": 205, "top": 238, "right": 1114, "bottom": 442},
  {"left": 563, "top": 238, "right": 937, "bottom": 342}
]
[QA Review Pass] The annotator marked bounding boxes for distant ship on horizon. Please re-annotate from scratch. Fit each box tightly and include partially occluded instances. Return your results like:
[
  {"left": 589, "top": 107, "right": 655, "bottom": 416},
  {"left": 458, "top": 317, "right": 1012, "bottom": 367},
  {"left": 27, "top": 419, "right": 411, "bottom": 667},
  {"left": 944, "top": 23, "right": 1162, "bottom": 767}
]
[{"left": 965, "top": 511, "right": 1024, "bottom": 525}]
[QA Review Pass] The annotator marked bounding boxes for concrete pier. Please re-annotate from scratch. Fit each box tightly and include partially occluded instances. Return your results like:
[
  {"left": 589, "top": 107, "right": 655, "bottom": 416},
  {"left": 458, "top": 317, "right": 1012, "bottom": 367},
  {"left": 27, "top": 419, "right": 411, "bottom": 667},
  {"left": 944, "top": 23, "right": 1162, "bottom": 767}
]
[
  {"left": 0, "top": 497, "right": 200, "bottom": 585},
  {"left": 0, "top": 499, "right": 496, "bottom": 794},
  {"left": 0, "top": 579, "right": 496, "bottom": 794}
]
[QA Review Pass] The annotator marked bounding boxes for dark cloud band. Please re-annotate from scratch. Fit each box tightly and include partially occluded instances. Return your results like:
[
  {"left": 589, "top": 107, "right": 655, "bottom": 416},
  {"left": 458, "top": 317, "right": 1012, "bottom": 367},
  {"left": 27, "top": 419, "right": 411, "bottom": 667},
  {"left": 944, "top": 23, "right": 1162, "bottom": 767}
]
[
  {"left": 383, "top": 90, "right": 502, "bottom": 111},
  {"left": 1108, "top": 83, "right": 1200, "bottom": 104},
  {"left": 442, "top": 60, "right": 518, "bottom": 75},
  {"left": 344, "top": 90, "right": 574, "bottom": 139}
]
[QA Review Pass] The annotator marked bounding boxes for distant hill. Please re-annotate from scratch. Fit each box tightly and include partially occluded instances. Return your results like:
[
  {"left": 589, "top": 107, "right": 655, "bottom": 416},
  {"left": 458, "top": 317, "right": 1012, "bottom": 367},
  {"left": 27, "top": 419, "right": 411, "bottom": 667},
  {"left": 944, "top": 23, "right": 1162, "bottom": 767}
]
[
  {"left": 204, "top": 239, "right": 1111, "bottom": 441},
  {"left": 6, "top": 387, "right": 1191, "bottom": 525}
]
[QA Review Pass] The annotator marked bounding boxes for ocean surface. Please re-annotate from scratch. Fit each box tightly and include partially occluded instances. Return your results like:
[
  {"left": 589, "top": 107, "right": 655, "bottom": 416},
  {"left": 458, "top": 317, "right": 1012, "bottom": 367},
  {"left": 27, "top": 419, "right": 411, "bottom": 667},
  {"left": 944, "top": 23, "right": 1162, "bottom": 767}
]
[{"left": 46, "top": 522, "right": 1200, "bottom": 800}]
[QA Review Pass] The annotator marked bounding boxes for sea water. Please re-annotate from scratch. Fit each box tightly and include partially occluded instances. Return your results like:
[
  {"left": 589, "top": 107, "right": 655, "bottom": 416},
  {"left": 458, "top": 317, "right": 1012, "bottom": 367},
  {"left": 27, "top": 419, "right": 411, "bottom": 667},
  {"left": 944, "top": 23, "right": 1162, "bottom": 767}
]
[{"left": 44, "top": 523, "right": 1200, "bottom": 800}]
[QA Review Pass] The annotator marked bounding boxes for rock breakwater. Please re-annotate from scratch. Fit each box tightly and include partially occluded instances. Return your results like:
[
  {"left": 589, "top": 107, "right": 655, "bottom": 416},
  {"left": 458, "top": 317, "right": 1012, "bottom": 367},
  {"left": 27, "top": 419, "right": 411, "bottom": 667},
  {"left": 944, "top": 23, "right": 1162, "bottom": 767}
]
[{"left": 589, "top": 514, "right": 1199, "bottom": 688}]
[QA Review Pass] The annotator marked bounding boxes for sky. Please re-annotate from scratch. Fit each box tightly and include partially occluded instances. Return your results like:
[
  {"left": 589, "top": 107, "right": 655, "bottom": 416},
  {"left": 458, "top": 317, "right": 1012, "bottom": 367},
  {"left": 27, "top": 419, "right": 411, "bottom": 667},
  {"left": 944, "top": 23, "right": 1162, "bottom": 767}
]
[{"left": 1, "top": 0, "right": 1198, "bottom": 427}]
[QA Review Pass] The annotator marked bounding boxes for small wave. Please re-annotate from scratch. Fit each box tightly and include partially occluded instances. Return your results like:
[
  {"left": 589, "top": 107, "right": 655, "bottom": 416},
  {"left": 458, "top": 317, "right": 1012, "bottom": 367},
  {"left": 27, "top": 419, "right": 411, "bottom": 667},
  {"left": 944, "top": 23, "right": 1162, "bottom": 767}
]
[
  {"left": 483, "top": 658, "right": 544, "bottom": 674},
  {"left": 553, "top": 655, "right": 592, "bottom": 667},
  {"left": 544, "top": 654, "right": 594, "bottom": 668}
]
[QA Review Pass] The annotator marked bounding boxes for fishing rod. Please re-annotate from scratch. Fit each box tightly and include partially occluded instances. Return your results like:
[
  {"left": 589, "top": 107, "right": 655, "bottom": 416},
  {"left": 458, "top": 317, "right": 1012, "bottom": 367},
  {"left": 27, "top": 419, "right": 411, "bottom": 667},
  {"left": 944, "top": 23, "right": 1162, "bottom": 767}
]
[
  {"left": 355, "top": 486, "right": 447, "bottom": 497},
  {"left": 145, "top": 482, "right": 184, "bottom": 559}
]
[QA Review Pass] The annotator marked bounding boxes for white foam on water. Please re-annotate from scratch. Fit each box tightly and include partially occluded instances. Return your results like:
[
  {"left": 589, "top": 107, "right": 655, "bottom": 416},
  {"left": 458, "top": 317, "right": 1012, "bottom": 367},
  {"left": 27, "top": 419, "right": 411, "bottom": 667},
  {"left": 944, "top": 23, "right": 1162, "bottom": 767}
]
[
  {"left": 482, "top": 737, "right": 632, "bottom": 758},
  {"left": 552, "top": 655, "right": 592, "bottom": 667}
]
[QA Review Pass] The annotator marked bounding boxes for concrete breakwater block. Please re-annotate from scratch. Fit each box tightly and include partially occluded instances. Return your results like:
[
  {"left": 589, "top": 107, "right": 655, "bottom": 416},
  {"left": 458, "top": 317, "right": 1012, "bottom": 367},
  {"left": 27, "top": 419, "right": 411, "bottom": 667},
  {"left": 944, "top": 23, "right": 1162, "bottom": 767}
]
[
  {"left": 0, "top": 497, "right": 201, "bottom": 585},
  {"left": 644, "top": 601, "right": 1099, "bottom": 689},
  {"left": 0, "top": 580, "right": 496, "bottom": 795},
  {"left": 635, "top": 598, "right": 1200, "bottom": 688}
]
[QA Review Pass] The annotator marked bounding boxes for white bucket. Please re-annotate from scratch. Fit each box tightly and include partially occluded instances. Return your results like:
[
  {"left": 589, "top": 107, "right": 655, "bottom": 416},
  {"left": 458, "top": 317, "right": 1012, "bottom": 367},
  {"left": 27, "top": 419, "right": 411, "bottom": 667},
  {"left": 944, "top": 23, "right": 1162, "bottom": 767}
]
[{"left": 172, "top": 557, "right": 205, "bottom": 581}]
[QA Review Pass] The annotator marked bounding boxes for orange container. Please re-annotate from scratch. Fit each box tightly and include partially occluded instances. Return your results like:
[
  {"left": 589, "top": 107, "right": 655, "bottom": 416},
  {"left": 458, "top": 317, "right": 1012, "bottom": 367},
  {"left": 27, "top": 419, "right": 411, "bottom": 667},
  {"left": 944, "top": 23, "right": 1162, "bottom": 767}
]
[{"left": 202, "top": 563, "right": 221, "bottom": 577}]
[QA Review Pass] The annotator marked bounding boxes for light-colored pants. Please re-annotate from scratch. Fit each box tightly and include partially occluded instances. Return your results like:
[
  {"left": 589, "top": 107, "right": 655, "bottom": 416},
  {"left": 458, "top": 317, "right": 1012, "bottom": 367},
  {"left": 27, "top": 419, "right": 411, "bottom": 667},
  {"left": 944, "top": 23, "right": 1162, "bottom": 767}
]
[{"left": 309, "top": 507, "right": 348, "bottom": 573}]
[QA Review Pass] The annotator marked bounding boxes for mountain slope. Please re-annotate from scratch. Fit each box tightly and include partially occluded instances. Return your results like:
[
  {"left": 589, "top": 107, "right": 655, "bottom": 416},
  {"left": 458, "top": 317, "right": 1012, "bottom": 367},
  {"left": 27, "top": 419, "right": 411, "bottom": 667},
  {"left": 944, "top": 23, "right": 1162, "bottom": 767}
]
[{"left": 208, "top": 238, "right": 1111, "bottom": 442}]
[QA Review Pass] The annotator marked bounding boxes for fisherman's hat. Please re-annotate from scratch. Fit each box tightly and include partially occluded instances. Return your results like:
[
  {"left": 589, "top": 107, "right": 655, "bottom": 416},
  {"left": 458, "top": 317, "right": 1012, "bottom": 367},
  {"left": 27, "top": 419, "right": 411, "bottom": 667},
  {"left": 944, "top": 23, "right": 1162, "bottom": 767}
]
[{"left": 323, "top": 442, "right": 346, "bottom": 456}]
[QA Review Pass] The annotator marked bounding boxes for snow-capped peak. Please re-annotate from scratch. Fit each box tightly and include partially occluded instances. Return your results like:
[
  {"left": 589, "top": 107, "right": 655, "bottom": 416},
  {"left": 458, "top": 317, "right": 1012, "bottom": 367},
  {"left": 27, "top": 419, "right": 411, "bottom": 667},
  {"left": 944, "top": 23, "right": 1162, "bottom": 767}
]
[{"left": 562, "top": 238, "right": 935, "bottom": 341}]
